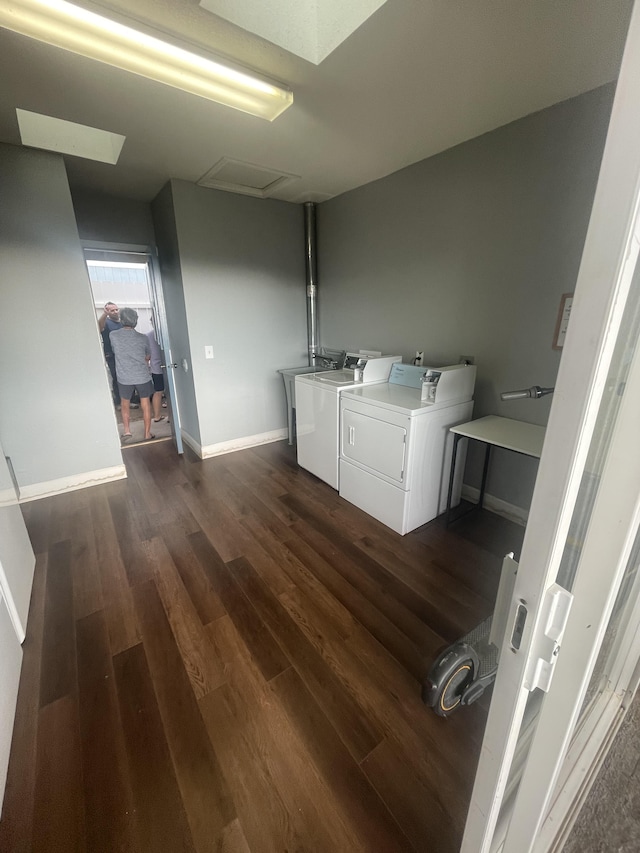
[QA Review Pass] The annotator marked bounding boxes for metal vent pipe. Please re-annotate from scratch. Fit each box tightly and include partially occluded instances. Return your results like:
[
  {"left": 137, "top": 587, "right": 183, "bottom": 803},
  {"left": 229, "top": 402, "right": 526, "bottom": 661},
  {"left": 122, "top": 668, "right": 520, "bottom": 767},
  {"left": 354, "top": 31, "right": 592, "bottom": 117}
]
[{"left": 303, "top": 202, "right": 319, "bottom": 366}]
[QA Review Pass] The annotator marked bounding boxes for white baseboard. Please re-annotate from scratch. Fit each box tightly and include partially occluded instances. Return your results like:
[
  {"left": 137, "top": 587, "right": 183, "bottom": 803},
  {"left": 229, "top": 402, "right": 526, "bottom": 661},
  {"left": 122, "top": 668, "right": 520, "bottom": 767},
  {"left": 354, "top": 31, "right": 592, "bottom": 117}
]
[
  {"left": 180, "top": 429, "right": 203, "bottom": 457},
  {"left": 18, "top": 464, "right": 127, "bottom": 503},
  {"left": 185, "top": 428, "right": 288, "bottom": 460},
  {"left": 461, "top": 484, "right": 529, "bottom": 527}
]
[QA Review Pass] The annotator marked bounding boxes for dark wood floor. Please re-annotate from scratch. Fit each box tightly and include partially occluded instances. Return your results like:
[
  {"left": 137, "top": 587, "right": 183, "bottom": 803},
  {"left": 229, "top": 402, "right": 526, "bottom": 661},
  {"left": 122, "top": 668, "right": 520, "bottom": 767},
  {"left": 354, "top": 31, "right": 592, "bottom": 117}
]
[{"left": 0, "top": 439, "right": 524, "bottom": 853}]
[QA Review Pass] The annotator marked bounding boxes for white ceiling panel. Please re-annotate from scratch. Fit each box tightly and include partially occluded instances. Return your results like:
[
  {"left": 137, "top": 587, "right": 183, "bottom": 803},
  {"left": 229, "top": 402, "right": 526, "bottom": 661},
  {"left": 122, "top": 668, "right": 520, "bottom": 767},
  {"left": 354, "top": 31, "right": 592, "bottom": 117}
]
[
  {"left": 199, "top": 0, "right": 389, "bottom": 64},
  {"left": 17, "top": 108, "right": 125, "bottom": 164}
]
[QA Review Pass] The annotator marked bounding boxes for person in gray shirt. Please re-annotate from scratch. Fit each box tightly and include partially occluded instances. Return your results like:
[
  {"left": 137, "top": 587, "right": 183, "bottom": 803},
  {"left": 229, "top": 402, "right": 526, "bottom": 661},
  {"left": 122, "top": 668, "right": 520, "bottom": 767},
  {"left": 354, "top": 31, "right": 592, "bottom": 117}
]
[{"left": 110, "top": 307, "right": 155, "bottom": 442}]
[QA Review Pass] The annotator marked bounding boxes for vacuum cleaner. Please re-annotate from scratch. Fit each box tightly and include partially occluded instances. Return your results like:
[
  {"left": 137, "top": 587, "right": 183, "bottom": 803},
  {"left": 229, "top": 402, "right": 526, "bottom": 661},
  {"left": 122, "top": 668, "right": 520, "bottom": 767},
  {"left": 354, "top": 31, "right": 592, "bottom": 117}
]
[{"left": 423, "top": 553, "right": 519, "bottom": 716}]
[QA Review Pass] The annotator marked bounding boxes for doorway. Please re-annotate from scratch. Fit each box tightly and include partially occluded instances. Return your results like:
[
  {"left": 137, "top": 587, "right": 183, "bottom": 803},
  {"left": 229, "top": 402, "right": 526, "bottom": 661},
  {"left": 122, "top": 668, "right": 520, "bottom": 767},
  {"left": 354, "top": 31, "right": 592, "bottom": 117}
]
[{"left": 82, "top": 244, "right": 183, "bottom": 454}]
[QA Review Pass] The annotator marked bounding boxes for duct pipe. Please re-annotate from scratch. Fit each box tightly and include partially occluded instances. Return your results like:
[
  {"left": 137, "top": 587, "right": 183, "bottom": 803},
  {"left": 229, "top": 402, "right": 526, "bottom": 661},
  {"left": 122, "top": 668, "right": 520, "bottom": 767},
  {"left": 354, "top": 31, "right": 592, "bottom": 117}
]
[{"left": 303, "top": 202, "right": 319, "bottom": 366}]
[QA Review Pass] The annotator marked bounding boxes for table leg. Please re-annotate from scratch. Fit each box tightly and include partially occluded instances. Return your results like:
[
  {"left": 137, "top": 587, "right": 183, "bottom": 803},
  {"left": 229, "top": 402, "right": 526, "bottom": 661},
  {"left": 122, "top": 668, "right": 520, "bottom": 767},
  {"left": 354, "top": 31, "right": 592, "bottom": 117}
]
[
  {"left": 479, "top": 443, "right": 492, "bottom": 509},
  {"left": 445, "top": 433, "right": 462, "bottom": 526}
]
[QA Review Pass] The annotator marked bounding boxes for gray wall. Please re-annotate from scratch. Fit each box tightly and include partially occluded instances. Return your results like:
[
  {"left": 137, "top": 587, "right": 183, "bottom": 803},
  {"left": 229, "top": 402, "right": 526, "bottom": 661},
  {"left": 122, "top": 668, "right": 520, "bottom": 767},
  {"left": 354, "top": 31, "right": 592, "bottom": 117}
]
[
  {"left": 2, "top": 84, "right": 611, "bottom": 510},
  {"left": 0, "top": 143, "right": 123, "bottom": 491},
  {"left": 317, "top": 85, "right": 615, "bottom": 511},
  {"left": 151, "top": 183, "right": 201, "bottom": 445},
  {"left": 71, "top": 188, "right": 156, "bottom": 246},
  {"left": 165, "top": 180, "right": 308, "bottom": 450}
]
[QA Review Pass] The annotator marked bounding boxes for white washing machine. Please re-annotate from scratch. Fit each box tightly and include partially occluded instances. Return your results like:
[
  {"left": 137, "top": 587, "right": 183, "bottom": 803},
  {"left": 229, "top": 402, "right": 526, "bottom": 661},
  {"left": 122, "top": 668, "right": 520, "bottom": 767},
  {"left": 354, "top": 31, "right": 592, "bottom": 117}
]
[
  {"left": 339, "top": 363, "right": 476, "bottom": 534},
  {"left": 295, "top": 354, "right": 401, "bottom": 489}
]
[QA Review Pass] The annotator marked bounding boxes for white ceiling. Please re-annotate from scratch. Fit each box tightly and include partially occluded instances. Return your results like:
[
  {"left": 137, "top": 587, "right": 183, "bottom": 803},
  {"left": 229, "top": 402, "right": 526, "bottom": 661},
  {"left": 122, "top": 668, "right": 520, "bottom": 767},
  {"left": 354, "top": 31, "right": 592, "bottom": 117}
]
[{"left": 0, "top": 0, "right": 633, "bottom": 204}]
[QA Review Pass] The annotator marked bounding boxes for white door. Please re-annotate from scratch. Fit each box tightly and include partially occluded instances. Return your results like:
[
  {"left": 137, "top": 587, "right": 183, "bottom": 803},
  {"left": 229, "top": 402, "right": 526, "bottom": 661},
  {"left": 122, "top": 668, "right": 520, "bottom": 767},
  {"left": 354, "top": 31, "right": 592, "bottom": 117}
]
[
  {"left": 0, "top": 592, "right": 23, "bottom": 805},
  {"left": 145, "top": 250, "right": 184, "bottom": 454},
  {"left": 0, "top": 442, "right": 35, "bottom": 643},
  {"left": 463, "top": 3, "right": 640, "bottom": 850},
  {"left": 0, "top": 440, "right": 32, "bottom": 808}
]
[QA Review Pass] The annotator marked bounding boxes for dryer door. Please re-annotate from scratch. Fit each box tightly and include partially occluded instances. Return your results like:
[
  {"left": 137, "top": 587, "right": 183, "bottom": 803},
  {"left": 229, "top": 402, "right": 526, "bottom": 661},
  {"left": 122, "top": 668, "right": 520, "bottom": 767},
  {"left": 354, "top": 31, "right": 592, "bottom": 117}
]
[{"left": 341, "top": 409, "right": 407, "bottom": 483}]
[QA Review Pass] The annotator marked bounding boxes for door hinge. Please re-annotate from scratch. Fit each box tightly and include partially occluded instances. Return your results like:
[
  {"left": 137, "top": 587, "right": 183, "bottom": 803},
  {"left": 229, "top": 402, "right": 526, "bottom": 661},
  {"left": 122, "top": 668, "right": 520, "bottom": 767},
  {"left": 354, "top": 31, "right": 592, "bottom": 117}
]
[{"left": 523, "top": 583, "right": 574, "bottom": 693}]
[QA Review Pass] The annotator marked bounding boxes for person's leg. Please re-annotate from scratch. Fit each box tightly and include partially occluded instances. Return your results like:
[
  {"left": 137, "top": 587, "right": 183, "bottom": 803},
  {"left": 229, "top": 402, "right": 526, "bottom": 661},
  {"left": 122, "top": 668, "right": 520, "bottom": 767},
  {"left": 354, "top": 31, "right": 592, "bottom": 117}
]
[
  {"left": 107, "top": 357, "right": 120, "bottom": 406},
  {"left": 152, "top": 373, "right": 164, "bottom": 420},
  {"left": 138, "top": 381, "right": 155, "bottom": 439},
  {"left": 120, "top": 399, "right": 131, "bottom": 435},
  {"left": 141, "top": 397, "right": 153, "bottom": 439},
  {"left": 152, "top": 391, "right": 162, "bottom": 420},
  {"left": 118, "top": 383, "right": 133, "bottom": 436}
]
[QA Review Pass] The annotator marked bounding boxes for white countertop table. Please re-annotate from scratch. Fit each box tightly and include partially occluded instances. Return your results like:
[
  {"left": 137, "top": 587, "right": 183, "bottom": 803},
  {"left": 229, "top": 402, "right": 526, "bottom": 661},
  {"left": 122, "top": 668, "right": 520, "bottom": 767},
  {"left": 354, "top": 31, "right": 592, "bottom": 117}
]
[{"left": 446, "top": 416, "right": 546, "bottom": 523}]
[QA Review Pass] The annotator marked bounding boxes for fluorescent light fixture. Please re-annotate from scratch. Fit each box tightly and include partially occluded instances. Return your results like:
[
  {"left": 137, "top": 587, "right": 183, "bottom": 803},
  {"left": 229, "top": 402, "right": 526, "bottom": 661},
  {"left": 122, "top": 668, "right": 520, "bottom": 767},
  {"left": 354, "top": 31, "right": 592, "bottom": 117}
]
[
  {"left": 0, "top": 0, "right": 293, "bottom": 121},
  {"left": 17, "top": 108, "right": 126, "bottom": 163}
]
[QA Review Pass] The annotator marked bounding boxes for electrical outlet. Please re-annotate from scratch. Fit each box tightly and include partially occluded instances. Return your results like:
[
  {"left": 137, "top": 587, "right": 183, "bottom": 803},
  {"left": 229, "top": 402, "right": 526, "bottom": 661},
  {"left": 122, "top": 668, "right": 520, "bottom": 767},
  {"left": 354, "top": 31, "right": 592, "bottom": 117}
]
[
  {"left": 415, "top": 350, "right": 424, "bottom": 366},
  {"left": 205, "top": 346, "right": 214, "bottom": 359},
  {"left": 459, "top": 355, "right": 475, "bottom": 365}
]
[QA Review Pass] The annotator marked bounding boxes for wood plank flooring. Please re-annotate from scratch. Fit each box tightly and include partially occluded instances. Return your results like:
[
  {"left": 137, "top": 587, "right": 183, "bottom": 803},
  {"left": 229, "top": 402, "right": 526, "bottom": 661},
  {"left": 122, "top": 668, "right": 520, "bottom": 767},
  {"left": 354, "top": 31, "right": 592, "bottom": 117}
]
[{"left": 0, "top": 440, "right": 525, "bottom": 853}]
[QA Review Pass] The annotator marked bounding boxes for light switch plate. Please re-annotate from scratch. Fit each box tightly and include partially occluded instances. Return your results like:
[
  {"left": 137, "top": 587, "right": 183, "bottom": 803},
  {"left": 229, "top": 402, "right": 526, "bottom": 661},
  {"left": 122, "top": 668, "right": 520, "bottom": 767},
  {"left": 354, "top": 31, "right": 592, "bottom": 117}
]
[{"left": 205, "top": 346, "right": 214, "bottom": 359}]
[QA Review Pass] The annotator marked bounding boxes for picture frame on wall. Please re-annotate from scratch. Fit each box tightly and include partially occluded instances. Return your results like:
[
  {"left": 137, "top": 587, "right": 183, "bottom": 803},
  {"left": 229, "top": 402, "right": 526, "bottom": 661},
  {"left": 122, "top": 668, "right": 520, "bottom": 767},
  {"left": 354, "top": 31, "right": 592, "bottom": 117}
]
[{"left": 553, "top": 293, "right": 574, "bottom": 350}]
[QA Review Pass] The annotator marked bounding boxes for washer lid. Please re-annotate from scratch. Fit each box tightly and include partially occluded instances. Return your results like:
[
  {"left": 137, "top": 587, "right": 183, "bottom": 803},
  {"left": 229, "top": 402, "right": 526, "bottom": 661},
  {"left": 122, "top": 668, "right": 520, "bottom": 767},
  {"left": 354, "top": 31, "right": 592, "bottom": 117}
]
[{"left": 315, "top": 369, "right": 362, "bottom": 385}]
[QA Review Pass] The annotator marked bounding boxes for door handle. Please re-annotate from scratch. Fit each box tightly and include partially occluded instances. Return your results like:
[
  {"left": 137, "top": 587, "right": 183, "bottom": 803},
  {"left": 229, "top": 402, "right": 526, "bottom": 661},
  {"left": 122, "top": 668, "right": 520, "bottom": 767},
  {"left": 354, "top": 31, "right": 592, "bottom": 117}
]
[
  {"left": 523, "top": 584, "right": 574, "bottom": 693},
  {"left": 348, "top": 426, "right": 355, "bottom": 445},
  {"left": 161, "top": 363, "right": 178, "bottom": 369}
]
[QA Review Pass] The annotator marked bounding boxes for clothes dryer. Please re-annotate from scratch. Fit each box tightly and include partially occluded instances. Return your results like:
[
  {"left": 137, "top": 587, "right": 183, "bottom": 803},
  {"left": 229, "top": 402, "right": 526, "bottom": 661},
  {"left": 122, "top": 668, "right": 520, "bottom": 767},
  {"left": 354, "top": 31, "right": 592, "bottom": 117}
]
[{"left": 339, "top": 363, "right": 476, "bottom": 534}]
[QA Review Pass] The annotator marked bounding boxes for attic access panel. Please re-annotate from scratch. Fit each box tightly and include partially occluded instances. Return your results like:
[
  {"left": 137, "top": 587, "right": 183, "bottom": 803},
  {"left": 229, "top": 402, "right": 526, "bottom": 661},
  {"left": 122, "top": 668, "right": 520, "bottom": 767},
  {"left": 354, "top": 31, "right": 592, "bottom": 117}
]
[{"left": 197, "top": 156, "right": 299, "bottom": 197}]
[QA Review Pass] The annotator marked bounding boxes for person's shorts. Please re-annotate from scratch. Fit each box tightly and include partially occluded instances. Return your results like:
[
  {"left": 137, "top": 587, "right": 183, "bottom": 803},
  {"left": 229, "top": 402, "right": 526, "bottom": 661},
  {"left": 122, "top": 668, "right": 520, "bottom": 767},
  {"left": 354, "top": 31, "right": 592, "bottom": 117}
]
[
  {"left": 152, "top": 372, "right": 165, "bottom": 393},
  {"left": 118, "top": 381, "right": 153, "bottom": 399}
]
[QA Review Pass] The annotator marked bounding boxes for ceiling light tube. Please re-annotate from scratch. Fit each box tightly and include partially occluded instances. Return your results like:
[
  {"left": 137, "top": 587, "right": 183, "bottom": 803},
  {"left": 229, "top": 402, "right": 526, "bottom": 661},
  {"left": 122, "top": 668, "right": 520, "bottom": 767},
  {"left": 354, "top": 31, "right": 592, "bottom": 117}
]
[{"left": 0, "top": 0, "right": 293, "bottom": 120}]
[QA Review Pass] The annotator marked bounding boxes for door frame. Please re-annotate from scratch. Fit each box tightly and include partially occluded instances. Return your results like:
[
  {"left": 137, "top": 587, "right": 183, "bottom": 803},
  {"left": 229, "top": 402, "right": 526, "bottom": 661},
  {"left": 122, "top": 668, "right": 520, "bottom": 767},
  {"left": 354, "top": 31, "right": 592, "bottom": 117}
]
[
  {"left": 462, "top": 1, "right": 640, "bottom": 849},
  {"left": 502, "top": 304, "right": 640, "bottom": 851},
  {"left": 81, "top": 239, "right": 183, "bottom": 454}
]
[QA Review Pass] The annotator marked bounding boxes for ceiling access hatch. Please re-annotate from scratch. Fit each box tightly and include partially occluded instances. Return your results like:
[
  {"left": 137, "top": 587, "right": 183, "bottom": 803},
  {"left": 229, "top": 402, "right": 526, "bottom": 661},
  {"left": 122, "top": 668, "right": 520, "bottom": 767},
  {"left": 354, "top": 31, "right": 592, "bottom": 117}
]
[
  {"left": 16, "top": 109, "right": 125, "bottom": 164},
  {"left": 197, "top": 156, "right": 299, "bottom": 197}
]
